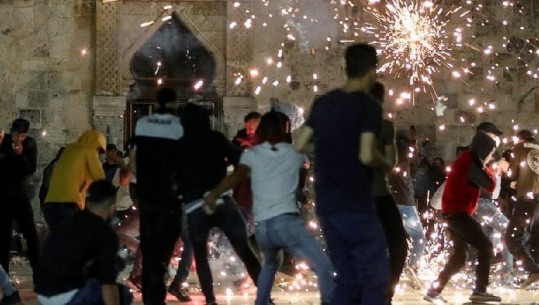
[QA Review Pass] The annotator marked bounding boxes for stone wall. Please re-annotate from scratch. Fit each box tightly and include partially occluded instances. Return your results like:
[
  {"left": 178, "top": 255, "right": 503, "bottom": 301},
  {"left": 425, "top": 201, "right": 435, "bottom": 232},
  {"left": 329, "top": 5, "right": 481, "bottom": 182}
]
[
  {"left": 247, "top": 0, "right": 539, "bottom": 162},
  {"left": 0, "top": 0, "right": 96, "bottom": 207},
  {"left": 1, "top": 0, "right": 537, "bottom": 175}
]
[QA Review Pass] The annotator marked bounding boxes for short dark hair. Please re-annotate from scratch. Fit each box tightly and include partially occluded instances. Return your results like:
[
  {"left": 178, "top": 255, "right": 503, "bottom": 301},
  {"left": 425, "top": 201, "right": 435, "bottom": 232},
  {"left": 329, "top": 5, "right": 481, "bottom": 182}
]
[
  {"left": 517, "top": 130, "right": 534, "bottom": 142},
  {"left": 244, "top": 111, "right": 262, "bottom": 122},
  {"left": 371, "top": 81, "right": 385, "bottom": 102},
  {"left": 156, "top": 88, "right": 177, "bottom": 106},
  {"left": 106, "top": 143, "right": 117, "bottom": 152},
  {"left": 11, "top": 118, "right": 30, "bottom": 133},
  {"left": 456, "top": 146, "right": 468, "bottom": 156},
  {"left": 181, "top": 103, "right": 211, "bottom": 134},
  {"left": 345, "top": 44, "right": 377, "bottom": 78},
  {"left": 86, "top": 180, "right": 117, "bottom": 209},
  {"left": 256, "top": 112, "right": 287, "bottom": 141}
]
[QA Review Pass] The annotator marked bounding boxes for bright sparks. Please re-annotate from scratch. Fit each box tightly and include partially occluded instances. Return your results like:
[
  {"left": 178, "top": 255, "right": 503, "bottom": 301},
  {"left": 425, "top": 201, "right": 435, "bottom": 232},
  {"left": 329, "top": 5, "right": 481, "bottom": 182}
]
[{"left": 366, "top": 0, "right": 459, "bottom": 87}]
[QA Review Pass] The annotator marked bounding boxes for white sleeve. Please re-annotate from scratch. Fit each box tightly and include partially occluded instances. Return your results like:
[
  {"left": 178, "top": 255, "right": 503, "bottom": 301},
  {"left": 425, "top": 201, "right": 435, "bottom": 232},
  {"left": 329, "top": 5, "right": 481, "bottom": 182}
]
[{"left": 239, "top": 149, "right": 253, "bottom": 168}]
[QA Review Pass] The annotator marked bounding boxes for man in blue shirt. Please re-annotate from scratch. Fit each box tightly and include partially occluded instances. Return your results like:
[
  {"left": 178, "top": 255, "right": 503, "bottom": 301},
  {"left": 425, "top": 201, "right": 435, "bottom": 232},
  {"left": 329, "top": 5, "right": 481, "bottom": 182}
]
[{"left": 296, "top": 43, "right": 391, "bottom": 305}]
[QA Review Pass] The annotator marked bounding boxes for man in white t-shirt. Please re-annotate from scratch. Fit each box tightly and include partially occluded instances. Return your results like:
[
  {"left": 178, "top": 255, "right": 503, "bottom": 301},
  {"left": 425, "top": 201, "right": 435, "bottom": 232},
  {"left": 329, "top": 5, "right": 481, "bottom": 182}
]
[{"left": 205, "top": 112, "right": 334, "bottom": 305}]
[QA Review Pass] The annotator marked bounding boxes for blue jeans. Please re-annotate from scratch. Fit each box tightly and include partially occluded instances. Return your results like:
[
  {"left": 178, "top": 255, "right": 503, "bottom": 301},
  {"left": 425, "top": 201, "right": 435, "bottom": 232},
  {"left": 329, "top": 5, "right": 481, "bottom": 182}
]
[
  {"left": 255, "top": 213, "right": 334, "bottom": 305},
  {"left": 319, "top": 212, "right": 388, "bottom": 305},
  {"left": 473, "top": 198, "right": 514, "bottom": 273},
  {"left": 66, "top": 279, "right": 133, "bottom": 305},
  {"left": 397, "top": 205, "right": 427, "bottom": 268},
  {"left": 0, "top": 264, "right": 16, "bottom": 297}
]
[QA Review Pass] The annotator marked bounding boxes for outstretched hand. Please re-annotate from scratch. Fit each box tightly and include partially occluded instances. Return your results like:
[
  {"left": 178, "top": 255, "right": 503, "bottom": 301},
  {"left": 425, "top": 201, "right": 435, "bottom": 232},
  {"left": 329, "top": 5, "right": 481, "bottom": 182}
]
[{"left": 203, "top": 192, "right": 218, "bottom": 210}]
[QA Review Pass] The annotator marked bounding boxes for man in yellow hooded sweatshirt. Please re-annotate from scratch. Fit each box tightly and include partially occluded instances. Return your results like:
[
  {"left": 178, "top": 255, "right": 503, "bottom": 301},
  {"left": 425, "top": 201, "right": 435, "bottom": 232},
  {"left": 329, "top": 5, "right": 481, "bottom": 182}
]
[{"left": 43, "top": 130, "right": 107, "bottom": 230}]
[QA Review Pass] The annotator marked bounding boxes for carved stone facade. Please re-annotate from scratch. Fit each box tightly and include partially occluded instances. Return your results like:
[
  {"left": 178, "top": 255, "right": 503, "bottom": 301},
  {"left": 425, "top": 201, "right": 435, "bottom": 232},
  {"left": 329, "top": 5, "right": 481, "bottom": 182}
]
[
  {"left": 1, "top": 0, "right": 537, "bottom": 165},
  {"left": 91, "top": 0, "right": 255, "bottom": 141}
]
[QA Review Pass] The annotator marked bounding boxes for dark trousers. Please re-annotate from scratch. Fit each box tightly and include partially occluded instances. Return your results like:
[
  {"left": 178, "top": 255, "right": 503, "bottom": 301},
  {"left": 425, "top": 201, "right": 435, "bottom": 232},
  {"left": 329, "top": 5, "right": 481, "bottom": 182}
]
[
  {"left": 0, "top": 194, "right": 39, "bottom": 273},
  {"left": 433, "top": 213, "right": 493, "bottom": 294},
  {"left": 170, "top": 214, "right": 194, "bottom": 286},
  {"left": 375, "top": 195, "right": 408, "bottom": 304},
  {"left": 139, "top": 201, "right": 182, "bottom": 305},
  {"left": 43, "top": 202, "right": 79, "bottom": 232},
  {"left": 188, "top": 197, "right": 261, "bottom": 303},
  {"left": 319, "top": 211, "right": 388, "bottom": 305},
  {"left": 505, "top": 198, "right": 539, "bottom": 273},
  {"left": 66, "top": 279, "right": 133, "bottom": 305}
]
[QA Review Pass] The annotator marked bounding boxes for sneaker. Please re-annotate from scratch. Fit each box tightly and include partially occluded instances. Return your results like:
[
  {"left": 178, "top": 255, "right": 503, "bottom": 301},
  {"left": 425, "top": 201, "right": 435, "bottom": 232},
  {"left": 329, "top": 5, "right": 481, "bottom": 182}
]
[
  {"left": 168, "top": 285, "right": 192, "bottom": 302},
  {"left": 469, "top": 291, "right": 501, "bottom": 303},
  {"left": 126, "top": 276, "right": 142, "bottom": 291},
  {"left": 0, "top": 291, "right": 23, "bottom": 305},
  {"left": 423, "top": 291, "right": 447, "bottom": 304},
  {"left": 404, "top": 266, "right": 421, "bottom": 290},
  {"left": 521, "top": 272, "right": 539, "bottom": 289}
]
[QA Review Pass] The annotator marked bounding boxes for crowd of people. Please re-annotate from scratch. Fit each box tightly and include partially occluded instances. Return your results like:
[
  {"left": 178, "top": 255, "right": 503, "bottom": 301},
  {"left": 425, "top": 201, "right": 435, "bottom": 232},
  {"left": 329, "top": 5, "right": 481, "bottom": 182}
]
[{"left": 0, "top": 43, "right": 538, "bottom": 305}]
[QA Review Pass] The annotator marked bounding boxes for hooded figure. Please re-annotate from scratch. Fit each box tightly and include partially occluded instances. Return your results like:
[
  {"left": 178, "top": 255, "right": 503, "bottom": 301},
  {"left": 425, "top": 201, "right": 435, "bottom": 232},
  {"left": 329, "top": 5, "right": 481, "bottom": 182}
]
[{"left": 45, "top": 130, "right": 106, "bottom": 210}]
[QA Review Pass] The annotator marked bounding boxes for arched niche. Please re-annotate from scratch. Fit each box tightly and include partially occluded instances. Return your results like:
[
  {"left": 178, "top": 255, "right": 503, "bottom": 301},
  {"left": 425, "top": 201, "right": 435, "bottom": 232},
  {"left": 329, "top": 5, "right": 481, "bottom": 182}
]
[{"left": 121, "top": 7, "right": 226, "bottom": 95}]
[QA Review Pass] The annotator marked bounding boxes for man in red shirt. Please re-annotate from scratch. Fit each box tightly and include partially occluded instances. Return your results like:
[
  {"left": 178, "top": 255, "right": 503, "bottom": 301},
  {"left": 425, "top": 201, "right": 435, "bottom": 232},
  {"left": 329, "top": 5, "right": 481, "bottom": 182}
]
[{"left": 425, "top": 124, "right": 501, "bottom": 304}]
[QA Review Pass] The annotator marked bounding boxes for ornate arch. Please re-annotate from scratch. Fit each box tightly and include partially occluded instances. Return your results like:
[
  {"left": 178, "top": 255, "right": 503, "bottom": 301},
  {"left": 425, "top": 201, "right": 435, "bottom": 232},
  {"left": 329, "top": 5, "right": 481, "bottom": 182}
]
[{"left": 120, "top": 7, "right": 226, "bottom": 94}]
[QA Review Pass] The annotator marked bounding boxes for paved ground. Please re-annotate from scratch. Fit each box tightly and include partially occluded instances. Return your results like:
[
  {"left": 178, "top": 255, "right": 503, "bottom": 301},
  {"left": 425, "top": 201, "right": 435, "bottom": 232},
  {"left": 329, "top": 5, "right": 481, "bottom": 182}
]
[
  {"left": 5, "top": 256, "right": 539, "bottom": 304},
  {"left": 14, "top": 285, "right": 539, "bottom": 305},
  {"left": 10, "top": 273, "right": 539, "bottom": 305}
]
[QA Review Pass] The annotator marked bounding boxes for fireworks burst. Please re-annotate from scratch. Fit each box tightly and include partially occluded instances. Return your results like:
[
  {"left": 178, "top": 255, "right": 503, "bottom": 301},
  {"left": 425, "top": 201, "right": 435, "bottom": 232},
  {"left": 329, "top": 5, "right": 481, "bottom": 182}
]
[{"left": 364, "top": 0, "right": 465, "bottom": 89}]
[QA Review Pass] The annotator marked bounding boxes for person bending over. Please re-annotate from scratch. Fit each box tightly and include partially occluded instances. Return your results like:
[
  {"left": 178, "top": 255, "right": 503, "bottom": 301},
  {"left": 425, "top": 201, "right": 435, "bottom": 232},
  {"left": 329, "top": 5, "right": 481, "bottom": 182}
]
[{"left": 35, "top": 180, "right": 132, "bottom": 305}]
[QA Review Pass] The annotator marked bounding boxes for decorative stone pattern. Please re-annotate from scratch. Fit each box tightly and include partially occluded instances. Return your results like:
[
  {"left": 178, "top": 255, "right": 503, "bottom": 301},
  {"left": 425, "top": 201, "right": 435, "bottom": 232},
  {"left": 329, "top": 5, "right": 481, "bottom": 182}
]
[
  {"left": 118, "top": 2, "right": 227, "bottom": 94},
  {"left": 226, "top": 0, "right": 253, "bottom": 96},
  {"left": 0, "top": 0, "right": 537, "bottom": 169},
  {"left": 96, "top": 1, "right": 121, "bottom": 95},
  {"left": 92, "top": 96, "right": 126, "bottom": 147}
]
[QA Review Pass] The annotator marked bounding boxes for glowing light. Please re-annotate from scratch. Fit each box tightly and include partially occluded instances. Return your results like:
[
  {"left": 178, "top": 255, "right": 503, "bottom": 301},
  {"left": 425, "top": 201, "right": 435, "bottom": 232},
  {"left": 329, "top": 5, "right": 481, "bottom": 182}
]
[
  {"left": 81, "top": 49, "right": 87, "bottom": 56},
  {"left": 366, "top": 0, "right": 457, "bottom": 88},
  {"left": 140, "top": 21, "right": 154, "bottom": 27},
  {"left": 194, "top": 80, "right": 204, "bottom": 90}
]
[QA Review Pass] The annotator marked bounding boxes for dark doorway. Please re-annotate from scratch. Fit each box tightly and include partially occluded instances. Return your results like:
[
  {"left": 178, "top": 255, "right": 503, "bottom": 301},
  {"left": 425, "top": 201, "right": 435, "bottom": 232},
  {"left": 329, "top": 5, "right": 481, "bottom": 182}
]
[{"left": 125, "top": 13, "right": 221, "bottom": 142}]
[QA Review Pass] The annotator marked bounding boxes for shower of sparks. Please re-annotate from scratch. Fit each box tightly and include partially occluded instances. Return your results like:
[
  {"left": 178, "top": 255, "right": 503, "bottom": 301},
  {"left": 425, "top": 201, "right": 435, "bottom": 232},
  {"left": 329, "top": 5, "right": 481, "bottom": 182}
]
[{"left": 364, "top": 0, "right": 464, "bottom": 89}]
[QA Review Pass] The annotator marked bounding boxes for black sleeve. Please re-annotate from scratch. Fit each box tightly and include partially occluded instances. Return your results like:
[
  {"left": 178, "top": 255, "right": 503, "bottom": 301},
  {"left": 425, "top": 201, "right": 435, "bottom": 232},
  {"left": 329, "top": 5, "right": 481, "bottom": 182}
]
[
  {"left": 17, "top": 137, "right": 38, "bottom": 175},
  {"left": 221, "top": 133, "right": 241, "bottom": 166},
  {"left": 360, "top": 99, "right": 383, "bottom": 134},
  {"left": 467, "top": 154, "right": 494, "bottom": 190},
  {"left": 305, "top": 98, "right": 319, "bottom": 129},
  {"left": 92, "top": 230, "right": 120, "bottom": 284}
]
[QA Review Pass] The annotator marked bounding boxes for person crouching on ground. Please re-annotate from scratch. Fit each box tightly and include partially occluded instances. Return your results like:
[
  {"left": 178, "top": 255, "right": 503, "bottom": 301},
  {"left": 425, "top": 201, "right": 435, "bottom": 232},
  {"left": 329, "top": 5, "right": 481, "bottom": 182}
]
[{"left": 35, "top": 180, "right": 132, "bottom": 305}]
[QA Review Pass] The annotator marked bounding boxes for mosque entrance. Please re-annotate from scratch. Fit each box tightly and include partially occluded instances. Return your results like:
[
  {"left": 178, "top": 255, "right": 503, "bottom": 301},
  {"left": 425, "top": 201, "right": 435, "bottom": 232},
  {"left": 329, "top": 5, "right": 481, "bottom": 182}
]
[{"left": 125, "top": 13, "right": 222, "bottom": 141}]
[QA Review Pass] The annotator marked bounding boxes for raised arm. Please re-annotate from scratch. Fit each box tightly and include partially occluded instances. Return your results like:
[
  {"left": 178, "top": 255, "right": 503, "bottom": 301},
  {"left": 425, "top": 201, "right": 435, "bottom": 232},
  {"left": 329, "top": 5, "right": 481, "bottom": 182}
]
[
  {"left": 204, "top": 164, "right": 250, "bottom": 208},
  {"left": 295, "top": 125, "right": 315, "bottom": 154}
]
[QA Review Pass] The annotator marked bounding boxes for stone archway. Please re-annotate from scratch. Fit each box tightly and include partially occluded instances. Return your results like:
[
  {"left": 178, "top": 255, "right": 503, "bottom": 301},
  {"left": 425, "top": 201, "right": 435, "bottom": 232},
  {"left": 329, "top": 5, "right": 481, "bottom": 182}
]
[
  {"left": 121, "top": 6, "right": 226, "bottom": 96},
  {"left": 92, "top": 1, "right": 258, "bottom": 146}
]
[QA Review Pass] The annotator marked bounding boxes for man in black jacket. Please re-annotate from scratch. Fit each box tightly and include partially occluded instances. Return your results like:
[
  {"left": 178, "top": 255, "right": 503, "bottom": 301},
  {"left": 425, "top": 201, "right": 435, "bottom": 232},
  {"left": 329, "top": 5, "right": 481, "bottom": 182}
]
[{"left": 0, "top": 118, "right": 39, "bottom": 274}]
